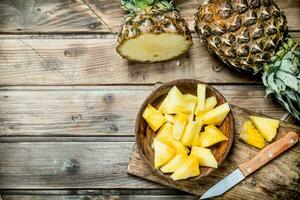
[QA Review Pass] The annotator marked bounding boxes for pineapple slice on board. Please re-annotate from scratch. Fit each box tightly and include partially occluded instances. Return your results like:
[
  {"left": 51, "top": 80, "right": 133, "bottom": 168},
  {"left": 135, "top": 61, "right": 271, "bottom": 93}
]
[
  {"left": 249, "top": 116, "right": 280, "bottom": 142},
  {"left": 142, "top": 104, "right": 166, "bottom": 131},
  {"left": 202, "top": 102, "right": 230, "bottom": 125},
  {"left": 198, "top": 125, "right": 228, "bottom": 147},
  {"left": 153, "top": 138, "right": 176, "bottom": 169},
  {"left": 239, "top": 120, "right": 266, "bottom": 149},
  {"left": 195, "top": 96, "right": 217, "bottom": 117},
  {"left": 171, "top": 154, "right": 200, "bottom": 181},
  {"left": 160, "top": 153, "right": 188, "bottom": 173},
  {"left": 181, "top": 119, "right": 203, "bottom": 146},
  {"left": 184, "top": 94, "right": 198, "bottom": 122},
  {"left": 191, "top": 146, "right": 218, "bottom": 168},
  {"left": 172, "top": 113, "right": 188, "bottom": 141}
]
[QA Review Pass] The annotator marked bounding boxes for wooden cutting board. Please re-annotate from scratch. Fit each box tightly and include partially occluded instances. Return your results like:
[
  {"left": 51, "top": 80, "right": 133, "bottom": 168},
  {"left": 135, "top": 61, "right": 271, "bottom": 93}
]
[{"left": 127, "top": 105, "right": 300, "bottom": 198}]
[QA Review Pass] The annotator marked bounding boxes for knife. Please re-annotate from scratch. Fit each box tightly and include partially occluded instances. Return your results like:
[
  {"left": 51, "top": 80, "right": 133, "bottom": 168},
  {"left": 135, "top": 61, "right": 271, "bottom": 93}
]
[{"left": 200, "top": 131, "right": 299, "bottom": 200}]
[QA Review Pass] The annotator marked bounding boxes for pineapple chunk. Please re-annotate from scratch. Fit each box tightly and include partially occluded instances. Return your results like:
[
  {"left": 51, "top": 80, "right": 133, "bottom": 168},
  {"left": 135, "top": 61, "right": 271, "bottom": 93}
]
[
  {"left": 160, "top": 153, "right": 188, "bottom": 173},
  {"left": 249, "top": 116, "right": 280, "bottom": 142},
  {"left": 197, "top": 84, "right": 206, "bottom": 112},
  {"left": 239, "top": 120, "right": 266, "bottom": 149},
  {"left": 192, "top": 132, "right": 204, "bottom": 146},
  {"left": 153, "top": 138, "right": 176, "bottom": 169},
  {"left": 160, "top": 138, "right": 188, "bottom": 155},
  {"left": 171, "top": 154, "right": 200, "bottom": 181},
  {"left": 191, "top": 146, "right": 218, "bottom": 168},
  {"left": 164, "top": 114, "right": 175, "bottom": 124},
  {"left": 198, "top": 125, "right": 228, "bottom": 147},
  {"left": 202, "top": 102, "right": 230, "bottom": 125},
  {"left": 195, "top": 96, "right": 218, "bottom": 117},
  {"left": 172, "top": 113, "right": 188, "bottom": 141},
  {"left": 159, "top": 86, "right": 190, "bottom": 114},
  {"left": 181, "top": 120, "right": 203, "bottom": 146},
  {"left": 156, "top": 123, "right": 173, "bottom": 141},
  {"left": 142, "top": 104, "right": 166, "bottom": 131},
  {"left": 184, "top": 94, "right": 198, "bottom": 122}
]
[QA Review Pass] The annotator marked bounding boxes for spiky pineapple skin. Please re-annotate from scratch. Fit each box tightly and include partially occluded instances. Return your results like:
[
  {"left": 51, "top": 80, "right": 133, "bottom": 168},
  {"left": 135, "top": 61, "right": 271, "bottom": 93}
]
[
  {"left": 117, "top": 10, "right": 192, "bottom": 61},
  {"left": 195, "top": 0, "right": 287, "bottom": 73}
]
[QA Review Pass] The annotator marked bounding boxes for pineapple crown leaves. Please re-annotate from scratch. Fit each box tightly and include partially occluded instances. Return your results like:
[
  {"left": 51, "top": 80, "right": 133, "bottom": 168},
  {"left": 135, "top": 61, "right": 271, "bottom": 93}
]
[
  {"left": 121, "top": 0, "right": 177, "bottom": 13},
  {"left": 263, "top": 37, "right": 300, "bottom": 120}
]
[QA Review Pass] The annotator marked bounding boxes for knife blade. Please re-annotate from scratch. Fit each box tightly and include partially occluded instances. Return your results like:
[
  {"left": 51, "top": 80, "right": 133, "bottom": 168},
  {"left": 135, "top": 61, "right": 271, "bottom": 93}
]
[{"left": 199, "top": 131, "right": 298, "bottom": 200}]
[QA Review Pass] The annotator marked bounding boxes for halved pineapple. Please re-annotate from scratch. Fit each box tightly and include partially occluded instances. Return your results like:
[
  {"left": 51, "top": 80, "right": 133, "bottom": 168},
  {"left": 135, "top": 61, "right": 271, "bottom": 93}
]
[
  {"left": 160, "top": 153, "right": 188, "bottom": 173},
  {"left": 202, "top": 102, "right": 230, "bottom": 125},
  {"left": 171, "top": 154, "right": 200, "bottom": 181},
  {"left": 249, "top": 116, "right": 280, "bottom": 142},
  {"left": 198, "top": 125, "right": 228, "bottom": 147},
  {"left": 159, "top": 86, "right": 190, "bottom": 114},
  {"left": 153, "top": 138, "right": 176, "bottom": 169},
  {"left": 239, "top": 120, "right": 266, "bottom": 149},
  {"left": 172, "top": 113, "right": 188, "bottom": 141},
  {"left": 197, "top": 84, "right": 206, "bottom": 112},
  {"left": 191, "top": 146, "right": 218, "bottom": 168},
  {"left": 156, "top": 123, "right": 173, "bottom": 141},
  {"left": 142, "top": 104, "right": 166, "bottom": 131},
  {"left": 181, "top": 120, "right": 203, "bottom": 146},
  {"left": 184, "top": 94, "right": 198, "bottom": 122},
  {"left": 164, "top": 114, "right": 175, "bottom": 124},
  {"left": 195, "top": 96, "right": 217, "bottom": 117}
]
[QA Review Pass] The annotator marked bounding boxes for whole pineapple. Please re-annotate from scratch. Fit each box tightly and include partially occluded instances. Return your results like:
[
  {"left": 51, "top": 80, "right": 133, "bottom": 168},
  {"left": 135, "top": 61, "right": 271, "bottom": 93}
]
[
  {"left": 116, "top": 0, "right": 192, "bottom": 62},
  {"left": 195, "top": 0, "right": 300, "bottom": 120}
]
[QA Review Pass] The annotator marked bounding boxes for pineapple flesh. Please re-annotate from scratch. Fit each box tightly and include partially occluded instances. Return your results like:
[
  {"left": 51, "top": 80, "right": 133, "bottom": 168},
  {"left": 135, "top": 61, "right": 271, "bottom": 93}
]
[
  {"left": 239, "top": 120, "right": 266, "bottom": 149},
  {"left": 202, "top": 102, "right": 230, "bottom": 125},
  {"left": 196, "top": 96, "right": 218, "bottom": 117},
  {"left": 197, "top": 84, "right": 206, "bottom": 112},
  {"left": 181, "top": 120, "right": 203, "bottom": 146},
  {"left": 142, "top": 104, "right": 166, "bottom": 131},
  {"left": 172, "top": 113, "right": 188, "bottom": 141},
  {"left": 153, "top": 138, "right": 176, "bottom": 169},
  {"left": 199, "top": 125, "right": 228, "bottom": 147},
  {"left": 161, "top": 153, "right": 188, "bottom": 173},
  {"left": 191, "top": 146, "right": 218, "bottom": 168},
  {"left": 249, "top": 116, "right": 280, "bottom": 142},
  {"left": 171, "top": 154, "right": 200, "bottom": 181},
  {"left": 156, "top": 122, "right": 173, "bottom": 141},
  {"left": 184, "top": 94, "right": 198, "bottom": 122},
  {"left": 117, "top": 1, "right": 192, "bottom": 62}
]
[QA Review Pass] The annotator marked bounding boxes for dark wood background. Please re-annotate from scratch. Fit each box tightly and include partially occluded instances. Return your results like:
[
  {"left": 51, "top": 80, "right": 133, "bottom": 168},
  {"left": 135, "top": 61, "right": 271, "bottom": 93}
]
[{"left": 0, "top": 0, "right": 299, "bottom": 199}]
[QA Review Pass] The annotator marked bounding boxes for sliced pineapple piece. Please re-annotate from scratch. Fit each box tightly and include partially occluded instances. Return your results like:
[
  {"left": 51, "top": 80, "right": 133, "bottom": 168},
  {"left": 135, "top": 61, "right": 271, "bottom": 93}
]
[
  {"left": 198, "top": 125, "right": 228, "bottom": 147},
  {"left": 249, "top": 116, "right": 280, "bottom": 142},
  {"left": 164, "top": 114, "right": 175, "bottom": 124},
  {"left": 192, "top": 132, "right": 204, "bottom": 146},
  {"left": 197, "top": 84, "right": 206, "bottom": 112},
  {"left": 195, "top": 96, "right": 218, "bottom": 117},
  {"left": 184, "top": 94, "right": 197, "bottom": 122},
  {"left": 191, "top": 146, "right": 218, "bottom": 168},
  {"left": 181, "top": 119, "right": 203, "bottom": 146},
  {"left": 172, "top": 113, "right": 188, "bottom": 141},
  {"left": 160, "top": 153, "right": 188, "bottom": 173},
  {"left": 153, "top": 138, "right": 176, "bottom": 169},
  {"left": 160, "top": 138, "right": 188, "bottom": 155},
  {"left": 171, "top": 154, "right": 200, "bottom": 181},
  {"left": 202, "top": 102, "right": 230, "bottom": 125},
  {"left": 156, "top": 123, "right": 173, "bottom": 141},
  {"left": 239, "top": 120, "right": 266, "bottom": 149},
  {"left": 159, "top": 86, "right": 190, "bottom": 114},
  {"left": 142, "top": 104, "right": 166, "bottom": 131}
]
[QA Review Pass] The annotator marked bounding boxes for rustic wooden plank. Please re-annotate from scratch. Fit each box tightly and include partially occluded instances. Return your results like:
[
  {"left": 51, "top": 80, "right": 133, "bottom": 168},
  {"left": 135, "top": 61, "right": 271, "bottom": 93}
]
[
  {"left": 128, "top": 105, "right": 300, "bottom": 199},
  {"left": 84, "top": 0, "right": 300, "bottom": 32},
  {"left": 0, "top": 0, "right": 110, "bottom": 33},
  {"left": 0, "top": 85, "right": 288, "bottom": 136},
  {"left": 0, "top": 32, "right": 299, "bottom": 85}
]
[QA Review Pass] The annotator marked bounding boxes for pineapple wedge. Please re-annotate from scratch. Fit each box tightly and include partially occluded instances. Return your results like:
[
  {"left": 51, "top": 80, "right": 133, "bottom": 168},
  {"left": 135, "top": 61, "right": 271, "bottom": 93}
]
[
  {"left": 142, "top": 104, "right": 166, "bottom": 131},
  {"left": 172, "top": 113, "right": 188, "bottom": 141},
  {"left": 160, "top": 138, "right": 188, "bottom": 155},
  {"left": 249, "top": 116, "right": 280, "bottom": 142},
  {"left": 191, "top": 146, "right": 218, "bottom": 168},
  {"left": 156, "top": 123, "right": 173, "bottom": 141},
  {"left": 197, "top": 84, "right": 206, "bottom": 112},
  {"left": 160, "top": 153, "right": 188, "bottom": 173},
  {"left": 164, "top": 114, "right": 175, "bottom": 124},
  {"left": 153, "top": 138, "right": 176, "bottom": 169},
  {"left": 195, "top": 96, "right": 218, "bottom": 117},
  {"left": 181, "top": 119, "right": 203, "bottom": 146},
  {"left": 171, "top": 154, "right": 200, "bottom": 181},
  {"left": 184, "top": 94, "right": 198, "bottom": 122},
  {"left": 198, "top": 125, "right": 228, "bottom": 147},
  {"left": 239, "top": 120, "right": 266, "bottom": 149},
  {"left": 202, "top": 102, "right": 230, "bottom": 125},
  {"left": 192, "top": 131, "right": 202, "bottom": 146},
  {"left": 159, "top": 86, "right": 190, "bottom": 114}
]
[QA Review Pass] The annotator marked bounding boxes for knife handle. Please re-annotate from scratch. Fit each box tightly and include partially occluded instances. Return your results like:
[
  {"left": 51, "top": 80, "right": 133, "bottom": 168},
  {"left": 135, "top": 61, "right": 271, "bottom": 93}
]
[{"left": 238, "top": 131, "right": 298, "bottom": 177}]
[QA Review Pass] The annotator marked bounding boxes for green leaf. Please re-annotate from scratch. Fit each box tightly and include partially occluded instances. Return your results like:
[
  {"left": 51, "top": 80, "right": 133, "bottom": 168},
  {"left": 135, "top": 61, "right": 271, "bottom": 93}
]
[
  {"left": 267, "top": 72, "right": 279, "bottom": 93},
  {"left": 276, "top": 71, "right": 299, "bottom": 91}
]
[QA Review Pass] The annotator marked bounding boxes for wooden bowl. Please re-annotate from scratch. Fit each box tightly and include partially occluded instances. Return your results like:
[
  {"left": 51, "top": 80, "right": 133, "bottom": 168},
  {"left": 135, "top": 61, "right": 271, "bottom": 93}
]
[{"left": 135, "top": 79, "right": 234, "bottom": 180}]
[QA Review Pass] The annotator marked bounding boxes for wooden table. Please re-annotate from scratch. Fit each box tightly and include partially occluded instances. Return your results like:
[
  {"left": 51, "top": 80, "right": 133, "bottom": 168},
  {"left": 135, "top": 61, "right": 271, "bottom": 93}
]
[{"left": 0, "top": 0, "right": 299, "bottom": 199}]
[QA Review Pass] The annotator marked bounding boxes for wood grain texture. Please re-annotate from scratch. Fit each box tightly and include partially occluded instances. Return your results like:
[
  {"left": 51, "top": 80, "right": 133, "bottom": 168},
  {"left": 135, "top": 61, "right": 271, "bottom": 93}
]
[
  {"left": 0, "top": 0, "right": 110, "bottom": 33},
  {"left": 0, "top": 85, "right": 288, "bottom": 136},
  {"left": 0, "top": 31, "right": 299, "bottom": 85},
  {"left": 128, "top": 105, "right": 300, "bottom": 199},
  {"left": 84, "top": 0, "right": 300, "bottom": 32}
]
